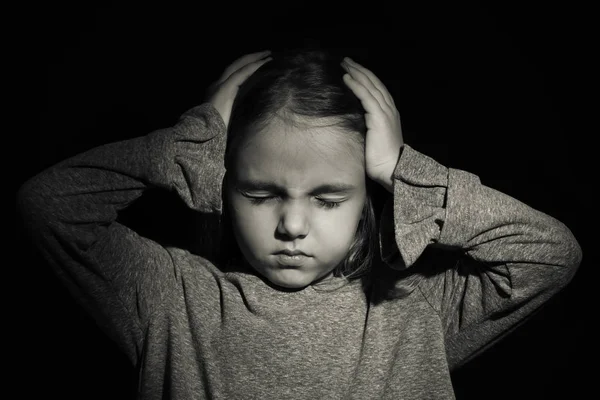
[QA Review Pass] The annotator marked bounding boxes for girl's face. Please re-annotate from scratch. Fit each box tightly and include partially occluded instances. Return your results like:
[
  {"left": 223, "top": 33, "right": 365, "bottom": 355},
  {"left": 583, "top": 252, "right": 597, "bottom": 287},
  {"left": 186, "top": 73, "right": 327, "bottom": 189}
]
[{"left": 227, "top": 119, "right": 367, "bottom": 289}]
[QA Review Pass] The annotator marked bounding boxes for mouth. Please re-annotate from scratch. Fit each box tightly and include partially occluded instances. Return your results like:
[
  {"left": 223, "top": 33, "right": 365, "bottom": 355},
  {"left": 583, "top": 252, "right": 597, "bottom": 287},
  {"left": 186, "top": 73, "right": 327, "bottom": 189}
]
[
  {"left": 273, "top": 250, "right": 311, "bottom": 267},
  {"left": 275, "top": 249, "right": 310, "bottom": 257}
]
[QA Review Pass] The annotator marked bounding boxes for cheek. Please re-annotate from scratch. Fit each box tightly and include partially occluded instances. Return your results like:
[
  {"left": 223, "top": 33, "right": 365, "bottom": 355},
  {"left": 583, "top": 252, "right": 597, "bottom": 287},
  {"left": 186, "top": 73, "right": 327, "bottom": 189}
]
[
  {"left": 322, "top": 202, "right": 365, "bottom": 248},
  {"left": 228, "top": 195, "right": 274, "bottom": 247}
]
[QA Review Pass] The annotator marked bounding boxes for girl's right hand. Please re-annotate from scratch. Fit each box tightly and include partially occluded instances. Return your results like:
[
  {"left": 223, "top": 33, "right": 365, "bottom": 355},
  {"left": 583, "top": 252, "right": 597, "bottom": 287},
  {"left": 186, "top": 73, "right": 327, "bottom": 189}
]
[{"left": 206, "top": 50, "right": 272, "bottom": 129}]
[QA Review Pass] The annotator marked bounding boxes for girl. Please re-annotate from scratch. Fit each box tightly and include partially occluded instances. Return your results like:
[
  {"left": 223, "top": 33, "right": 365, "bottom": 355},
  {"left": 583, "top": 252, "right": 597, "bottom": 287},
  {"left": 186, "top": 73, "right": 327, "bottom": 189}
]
[{"left": 18, "top": 49, "right": 582, "bottom": 399}]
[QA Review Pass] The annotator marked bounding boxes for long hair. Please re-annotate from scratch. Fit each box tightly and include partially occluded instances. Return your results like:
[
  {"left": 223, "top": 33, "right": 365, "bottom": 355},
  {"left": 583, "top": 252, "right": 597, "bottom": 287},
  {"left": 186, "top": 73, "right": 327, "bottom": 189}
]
[{"left": 218, "top": 47, "right": 384, "bottom": 286}]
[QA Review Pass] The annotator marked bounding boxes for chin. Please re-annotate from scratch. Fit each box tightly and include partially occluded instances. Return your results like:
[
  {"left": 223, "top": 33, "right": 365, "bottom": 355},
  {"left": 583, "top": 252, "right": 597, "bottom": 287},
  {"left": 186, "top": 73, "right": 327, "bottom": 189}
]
[
  {"left": 270, "top": 274, "right": 312, "bottom": 289},
  {"left": 264, "top": 269, "right": 318, "bottom": 290}
]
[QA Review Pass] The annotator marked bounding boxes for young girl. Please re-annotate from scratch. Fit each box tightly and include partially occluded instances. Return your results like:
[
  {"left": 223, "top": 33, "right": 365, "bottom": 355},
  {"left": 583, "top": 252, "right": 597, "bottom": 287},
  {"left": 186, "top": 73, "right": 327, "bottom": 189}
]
[{"left": 18, "top": 49, "right": 582, "bottom": 399}]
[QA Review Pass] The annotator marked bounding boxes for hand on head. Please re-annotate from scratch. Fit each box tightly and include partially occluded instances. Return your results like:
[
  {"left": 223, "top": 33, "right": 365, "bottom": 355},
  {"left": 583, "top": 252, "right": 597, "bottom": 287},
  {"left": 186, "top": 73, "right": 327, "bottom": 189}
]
[
  {"left": 207, "top": 50, "right": 404, "bottom": 192},
  {"left": 341, "top": 57, "right": 404, "bottom": 191},
  {"left": 206, "top": 50, "right": 272, "bottom": 129}
]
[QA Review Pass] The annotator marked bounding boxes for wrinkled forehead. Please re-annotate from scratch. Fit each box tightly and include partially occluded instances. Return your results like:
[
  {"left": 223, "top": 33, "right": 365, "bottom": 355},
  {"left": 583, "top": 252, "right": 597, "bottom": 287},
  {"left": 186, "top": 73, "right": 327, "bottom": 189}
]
[{"left": 232, "top": 118, "right": 365, "bottom": 183}]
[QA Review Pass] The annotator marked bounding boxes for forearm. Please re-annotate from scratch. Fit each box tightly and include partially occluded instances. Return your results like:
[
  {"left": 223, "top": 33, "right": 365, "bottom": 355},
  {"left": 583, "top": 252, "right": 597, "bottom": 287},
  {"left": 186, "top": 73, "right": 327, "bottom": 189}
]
[
  {"left": 17, "top": 102, "right": 226, "bottom": 253},
  {"left": 382, "top": 144, "right": 582, "bottom": 272},
  {"left": 17, "top": 103, "right": 227, "bottom": 361},
  {"left": 379, "top": 144, "right": 582, "bottom": 367}
]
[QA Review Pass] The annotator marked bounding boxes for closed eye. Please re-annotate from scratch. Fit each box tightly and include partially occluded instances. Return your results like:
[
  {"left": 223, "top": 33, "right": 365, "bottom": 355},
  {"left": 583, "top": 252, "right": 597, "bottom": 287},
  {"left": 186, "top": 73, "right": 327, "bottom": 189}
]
[
  {"left": 246, "top": 196, "right": 274, "bottom": 205},
  {"left": 242, "top": 194, "right": 343, "bottom": 210},
  {"left": 315, "top": 199, "right": 342, "bottom": 209}
]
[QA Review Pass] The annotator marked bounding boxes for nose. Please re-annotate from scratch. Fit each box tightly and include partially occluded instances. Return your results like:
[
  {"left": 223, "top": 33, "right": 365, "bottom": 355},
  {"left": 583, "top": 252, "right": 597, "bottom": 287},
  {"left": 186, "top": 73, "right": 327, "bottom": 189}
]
[{"left": 276, "top": 201, "right": 309, "bottom": 239}]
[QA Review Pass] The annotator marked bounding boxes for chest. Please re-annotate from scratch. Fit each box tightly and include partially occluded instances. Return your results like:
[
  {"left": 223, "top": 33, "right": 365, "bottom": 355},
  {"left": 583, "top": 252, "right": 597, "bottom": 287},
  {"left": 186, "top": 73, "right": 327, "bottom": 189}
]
[{"left": 142, "top": 282, "right": 450, "bottom": 399}]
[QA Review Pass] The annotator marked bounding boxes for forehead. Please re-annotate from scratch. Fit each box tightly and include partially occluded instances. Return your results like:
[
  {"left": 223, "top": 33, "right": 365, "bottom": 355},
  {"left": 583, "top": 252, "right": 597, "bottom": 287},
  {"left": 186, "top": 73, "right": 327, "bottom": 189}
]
[{"left": 233, "top": 120, "right": 365, "bottom": 186}]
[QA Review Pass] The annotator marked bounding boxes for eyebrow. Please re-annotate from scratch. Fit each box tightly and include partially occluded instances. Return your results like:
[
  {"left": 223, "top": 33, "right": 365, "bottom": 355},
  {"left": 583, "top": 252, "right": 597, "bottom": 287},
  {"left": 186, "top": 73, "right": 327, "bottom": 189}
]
[{"left": 236, "top": 179, "right": 357, "bottom": 195}]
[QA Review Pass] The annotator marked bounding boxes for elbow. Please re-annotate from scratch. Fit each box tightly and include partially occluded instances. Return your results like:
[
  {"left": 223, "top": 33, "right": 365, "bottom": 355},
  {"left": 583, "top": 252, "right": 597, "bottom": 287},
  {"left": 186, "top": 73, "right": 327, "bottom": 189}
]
[
  {"left": 553, "top": 221, "right": 583, "bottom": 288},
  {"left": 566, "top": 236, "right": 582, "bottom": 284},
  {"left": 16, "top": 174, "right": 48, "bottom": 228},
  {"left": 17, "top": 173, "right": 39, "bottom": 203},
  {"left": 16, "top": 178, "right": 36, "bottom": 217}
]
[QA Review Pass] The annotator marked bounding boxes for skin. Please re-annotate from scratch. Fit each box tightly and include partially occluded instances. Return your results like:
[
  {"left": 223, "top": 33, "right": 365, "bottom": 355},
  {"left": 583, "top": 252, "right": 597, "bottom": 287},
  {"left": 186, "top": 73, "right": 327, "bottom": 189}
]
[
  {"left": 209, "top": 51, "right": 404, "bottom": 289},
  {"left": 341, "top": 56, "right": 404, "bottom": 192},
  {"left": 226, "top": 120, "right": 367, "bottom": 289}
]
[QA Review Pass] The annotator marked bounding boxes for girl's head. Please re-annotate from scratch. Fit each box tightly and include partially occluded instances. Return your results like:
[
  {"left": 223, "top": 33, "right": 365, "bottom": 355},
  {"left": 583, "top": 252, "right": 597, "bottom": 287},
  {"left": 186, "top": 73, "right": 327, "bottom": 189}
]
[{"left": 221, "top": 48, "right": 379, "bottom": 290}]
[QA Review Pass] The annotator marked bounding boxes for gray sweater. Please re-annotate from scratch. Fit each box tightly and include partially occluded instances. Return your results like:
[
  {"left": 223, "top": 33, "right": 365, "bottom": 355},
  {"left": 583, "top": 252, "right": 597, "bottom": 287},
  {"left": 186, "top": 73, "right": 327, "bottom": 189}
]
[{"left": 17, "top": 103, "right": 582, "bottom": 399}]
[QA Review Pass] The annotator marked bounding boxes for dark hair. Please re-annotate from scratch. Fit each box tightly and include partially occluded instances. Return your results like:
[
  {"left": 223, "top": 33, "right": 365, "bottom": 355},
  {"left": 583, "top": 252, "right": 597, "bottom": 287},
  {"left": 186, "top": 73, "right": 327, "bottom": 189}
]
[{"left": 218, "top": 48, "right": 380, "bottom": 285}]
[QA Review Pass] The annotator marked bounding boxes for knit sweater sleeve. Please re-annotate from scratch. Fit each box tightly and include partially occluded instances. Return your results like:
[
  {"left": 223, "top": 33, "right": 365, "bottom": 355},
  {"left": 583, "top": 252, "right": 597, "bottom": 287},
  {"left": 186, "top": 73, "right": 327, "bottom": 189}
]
[
  {"left": 378, "top": 144, "right": 582, "bottom": 370},
  {"left": 16, "top": 103, "right": 227, "bottom": 364}
]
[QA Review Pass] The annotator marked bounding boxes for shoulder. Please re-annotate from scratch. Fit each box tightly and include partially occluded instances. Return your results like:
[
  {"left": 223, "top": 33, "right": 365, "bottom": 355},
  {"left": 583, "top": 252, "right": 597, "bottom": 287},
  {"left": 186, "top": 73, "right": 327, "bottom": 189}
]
[{"left": 165, "top": 245, "right": 225, "bottom": 281}]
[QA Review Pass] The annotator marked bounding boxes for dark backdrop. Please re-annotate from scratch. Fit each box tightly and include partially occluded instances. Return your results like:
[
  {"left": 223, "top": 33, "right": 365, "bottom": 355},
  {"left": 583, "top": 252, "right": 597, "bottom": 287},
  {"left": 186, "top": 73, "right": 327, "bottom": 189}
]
[{"left": 14, "top": 1, "right": 592, "bottom": 398}]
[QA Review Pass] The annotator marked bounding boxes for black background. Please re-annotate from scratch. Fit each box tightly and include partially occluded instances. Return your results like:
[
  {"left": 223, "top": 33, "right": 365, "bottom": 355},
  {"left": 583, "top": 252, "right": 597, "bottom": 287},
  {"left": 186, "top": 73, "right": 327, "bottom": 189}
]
[{"left": 14, "top": 1, "right": 593, "bottom": 398}]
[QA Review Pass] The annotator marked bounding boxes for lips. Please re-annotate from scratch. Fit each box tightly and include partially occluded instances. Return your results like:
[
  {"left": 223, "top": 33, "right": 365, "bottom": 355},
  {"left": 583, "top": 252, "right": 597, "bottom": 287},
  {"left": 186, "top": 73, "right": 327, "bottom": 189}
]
[
  {"left": 274, "top": 253, "right": 310, "bottom": 268},
  {"left": 275, "top": 249, "right": 310, "bottom": 257}
]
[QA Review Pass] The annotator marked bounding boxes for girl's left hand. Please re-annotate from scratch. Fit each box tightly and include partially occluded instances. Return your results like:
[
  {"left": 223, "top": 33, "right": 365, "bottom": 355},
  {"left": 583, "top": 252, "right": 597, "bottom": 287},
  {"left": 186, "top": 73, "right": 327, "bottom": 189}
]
[{"left": 341, "top": 57, "right": 404, "bottom": 193}]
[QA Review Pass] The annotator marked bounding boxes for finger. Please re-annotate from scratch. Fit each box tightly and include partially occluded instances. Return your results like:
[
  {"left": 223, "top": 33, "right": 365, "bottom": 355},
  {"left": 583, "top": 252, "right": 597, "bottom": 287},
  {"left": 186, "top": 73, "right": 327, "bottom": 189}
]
[
  {"left": 225, "top": 56, "right": 272, "bottom": 88},
  {"left": 342, "top": 73, "right": 386, "bottom": 121},
  {"left": 342, "top": 62, "right": 390, "bottom": 112},
  {"left": 343, "top": 58, "right": 396, "bottom": 109},
  {"left": 219, "top": 50, "right": 271, "bottom": 84}
]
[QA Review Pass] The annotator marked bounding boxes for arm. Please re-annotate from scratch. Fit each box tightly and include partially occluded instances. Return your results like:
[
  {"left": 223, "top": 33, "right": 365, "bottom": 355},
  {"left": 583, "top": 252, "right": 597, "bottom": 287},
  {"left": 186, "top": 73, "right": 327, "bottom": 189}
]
[
  {"left": 381, "top": 144, "right": 582, "bottom": 369},
  {"left": 17, "top": 103, "right": 227, "bottom": 364},
  {"left": 17, "top": 51, "right": 272, "bottom": 364},
  {"left": 341, "top": 56, "right": 582, "bottom": 370}
]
